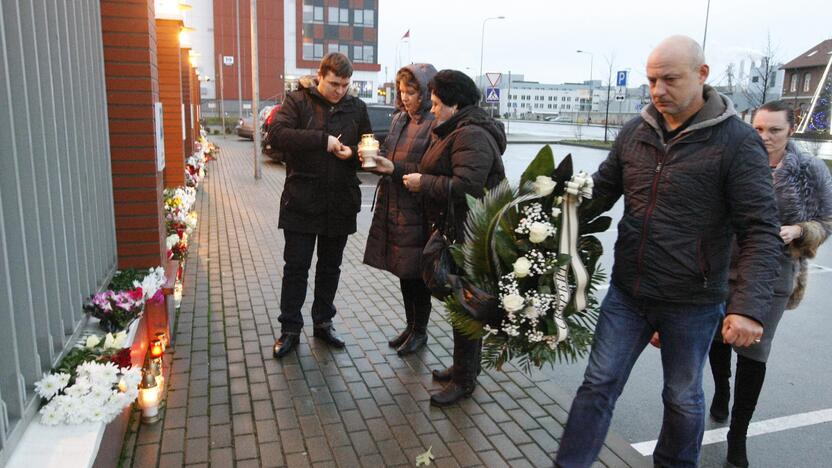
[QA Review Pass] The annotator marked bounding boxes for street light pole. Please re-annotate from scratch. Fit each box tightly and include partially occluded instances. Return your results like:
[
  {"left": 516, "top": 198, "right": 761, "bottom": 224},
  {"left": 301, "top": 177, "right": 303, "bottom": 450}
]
[
  {"left": 703, "top": 0, "right": 712, "bottom": 53},
  {"left": 478, "top": 16, "right": 505, "bottom": 104},
  {"left": 577, "top": 49, "right": 593, "bottom": 124},
  {"left": 236, "top": 0, "right": 243, "bottom": 118},
  {"left": 251, "top": 0, "right": 261, "bottom": 180}
]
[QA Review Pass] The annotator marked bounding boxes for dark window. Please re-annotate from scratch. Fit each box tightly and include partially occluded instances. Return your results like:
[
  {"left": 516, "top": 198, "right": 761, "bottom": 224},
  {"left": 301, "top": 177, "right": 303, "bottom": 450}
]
[
  {"left": 325, "top": 25, "right": 338, "bottom": 39},
  {"left": 353, "top": 27, "right": 363, "bottom": 41}
]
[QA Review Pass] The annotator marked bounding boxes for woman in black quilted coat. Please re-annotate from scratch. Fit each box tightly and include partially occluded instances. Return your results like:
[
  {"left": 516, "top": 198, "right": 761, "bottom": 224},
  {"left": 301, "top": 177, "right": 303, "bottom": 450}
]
[{"left": 385, "top": 69, "right": 506, "bottom": 406}]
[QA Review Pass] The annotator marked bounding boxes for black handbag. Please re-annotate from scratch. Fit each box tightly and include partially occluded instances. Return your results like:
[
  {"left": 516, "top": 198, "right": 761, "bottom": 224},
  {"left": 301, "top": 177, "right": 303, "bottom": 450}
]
[{"left": 421, "top": 179, "right": 457, "bottom": 300}]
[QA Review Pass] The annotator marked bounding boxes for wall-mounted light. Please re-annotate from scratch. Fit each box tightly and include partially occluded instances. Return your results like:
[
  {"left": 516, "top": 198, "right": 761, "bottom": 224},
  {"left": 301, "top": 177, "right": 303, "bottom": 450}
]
[
  {"left": 179, "top": 26, "right": 195, "bottom": 48},
  {"left": 188, "top": 50, "right": 201, "bottom": 68},
  {"left": 138, "top": 369, "right": 161, "bottom": 423},
  {"left": 155, "top": 0, "right": 183, "bottom": 20}
]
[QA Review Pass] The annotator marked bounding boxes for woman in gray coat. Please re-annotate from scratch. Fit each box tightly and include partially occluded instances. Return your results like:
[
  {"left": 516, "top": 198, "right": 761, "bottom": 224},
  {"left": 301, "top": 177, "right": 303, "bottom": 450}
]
[
  {"left": 361, "top": 64, "right": 438, "bottom": 356},
  {"left": 708, "top": 100, "right": 832, "bottom": 467}
]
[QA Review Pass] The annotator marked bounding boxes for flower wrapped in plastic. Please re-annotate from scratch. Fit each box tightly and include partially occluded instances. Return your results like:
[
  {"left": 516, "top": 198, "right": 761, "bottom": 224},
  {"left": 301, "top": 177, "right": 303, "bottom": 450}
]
[
  {"left": 445, "top": 146, "right": 611, "bottom": 372},
  {"left": 133, "top": 266, "right": 166, "bottom": 304},
  {"left": 84, "top": 289, "right": 144, "bottom": 333}
]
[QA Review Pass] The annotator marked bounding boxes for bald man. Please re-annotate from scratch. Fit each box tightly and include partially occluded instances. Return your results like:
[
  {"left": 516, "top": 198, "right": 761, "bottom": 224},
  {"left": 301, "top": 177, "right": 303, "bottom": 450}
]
[{"left": 554, "top": 36, "right": 782, "bottom": 467}]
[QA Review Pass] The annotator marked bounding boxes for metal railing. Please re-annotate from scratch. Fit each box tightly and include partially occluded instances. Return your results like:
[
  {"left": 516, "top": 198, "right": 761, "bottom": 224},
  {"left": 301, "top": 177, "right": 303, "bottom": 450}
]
[{"left": 0, "top": 0, "right": 116, "bottom": 463}]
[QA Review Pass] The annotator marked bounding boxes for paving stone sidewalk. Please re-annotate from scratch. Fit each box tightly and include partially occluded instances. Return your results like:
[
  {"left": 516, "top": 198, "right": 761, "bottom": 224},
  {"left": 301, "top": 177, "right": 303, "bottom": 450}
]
[{"left": 121, "top": 138, "right": 647, "bottom": 468}]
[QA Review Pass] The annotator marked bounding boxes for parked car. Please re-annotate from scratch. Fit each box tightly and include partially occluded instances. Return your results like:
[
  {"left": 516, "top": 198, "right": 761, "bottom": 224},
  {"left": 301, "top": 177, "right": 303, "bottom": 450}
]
[
  {"left": 235, "top": 105, "right": 274, "bottom": 140},
  {"left": 544, "top": 115, "right": 572, "bottom": 123},
  {"left": 262, "top": 103, "right": 395, "bottom": 164},
  {"left": 261, "top": 104, "right": 283, "bottom": 162},
  {"left": 366, "top": 104, "right": 394, "bottom": 143}
]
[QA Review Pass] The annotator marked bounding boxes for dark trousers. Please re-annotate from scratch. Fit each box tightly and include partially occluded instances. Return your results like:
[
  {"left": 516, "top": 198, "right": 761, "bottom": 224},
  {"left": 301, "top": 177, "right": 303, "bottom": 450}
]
[
  {"left": 279, "top": 230, "right": 348, "bottom": 334},
  {"left": 400, "top": 278, "right": 432, "bottom": 333}
]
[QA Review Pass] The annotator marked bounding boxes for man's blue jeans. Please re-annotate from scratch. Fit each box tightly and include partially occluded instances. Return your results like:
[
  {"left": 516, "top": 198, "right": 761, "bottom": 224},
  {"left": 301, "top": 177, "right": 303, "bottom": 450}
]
[{"left": 555, "top": 284, "right": 724, "bottom": 468}]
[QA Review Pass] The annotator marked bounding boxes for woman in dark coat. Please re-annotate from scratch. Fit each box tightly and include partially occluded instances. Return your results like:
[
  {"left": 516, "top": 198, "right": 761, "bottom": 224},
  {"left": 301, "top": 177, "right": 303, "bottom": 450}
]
[
  {"left": 362, "top": 63, "right": 438, "bottom": 356},
  {"left": 708, "top": 100, "right": 832, "bottom": 467},
  {"left": 375, "top": 69, "right": 506, "bottom": 406}
]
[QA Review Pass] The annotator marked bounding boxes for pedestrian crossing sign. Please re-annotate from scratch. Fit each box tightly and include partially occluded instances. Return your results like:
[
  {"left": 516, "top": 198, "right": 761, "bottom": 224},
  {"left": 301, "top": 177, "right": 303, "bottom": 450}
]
[{"left": 485, "top": 87, "right": 500, "bottom": 103}]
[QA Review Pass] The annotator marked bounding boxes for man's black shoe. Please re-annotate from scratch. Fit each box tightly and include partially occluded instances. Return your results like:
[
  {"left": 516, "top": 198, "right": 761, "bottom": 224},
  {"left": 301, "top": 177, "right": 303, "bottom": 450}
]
[
  {"left": 273, "top": 334, "right": 299, "bottom": 359},
  {"left": 313, "top": 325, "right": 345, "bottom": 348}
]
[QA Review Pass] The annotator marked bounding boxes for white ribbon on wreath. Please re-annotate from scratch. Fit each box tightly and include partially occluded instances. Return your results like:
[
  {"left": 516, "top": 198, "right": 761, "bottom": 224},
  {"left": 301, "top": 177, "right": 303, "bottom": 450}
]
[{"left": 552, "top": 171, "right": 594, "bottom": 344}]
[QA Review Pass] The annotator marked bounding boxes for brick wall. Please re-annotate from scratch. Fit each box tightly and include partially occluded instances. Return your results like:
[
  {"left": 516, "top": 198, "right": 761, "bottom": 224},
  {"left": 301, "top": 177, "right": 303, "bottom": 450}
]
[
  {"left": 156, "top": 18, "right": 185, "bottom": 188},
  {"left": 101, "top": 0, "right": 166, "bottom": 269}
]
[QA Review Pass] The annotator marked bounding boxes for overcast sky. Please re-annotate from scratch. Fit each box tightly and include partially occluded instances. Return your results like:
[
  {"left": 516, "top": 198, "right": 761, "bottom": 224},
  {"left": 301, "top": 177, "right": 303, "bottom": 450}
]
[{"left": 376, "top": 0, "right": 830, "bottom": 88}]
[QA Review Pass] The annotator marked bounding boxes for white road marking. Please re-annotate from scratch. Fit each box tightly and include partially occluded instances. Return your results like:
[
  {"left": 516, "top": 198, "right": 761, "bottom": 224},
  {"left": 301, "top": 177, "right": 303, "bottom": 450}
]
[
  {"left": 809, "top": 263, "right": 832, "bottom": 274},
  {"left": 631, "top": 408, "right": 832, "bottom": 456}
]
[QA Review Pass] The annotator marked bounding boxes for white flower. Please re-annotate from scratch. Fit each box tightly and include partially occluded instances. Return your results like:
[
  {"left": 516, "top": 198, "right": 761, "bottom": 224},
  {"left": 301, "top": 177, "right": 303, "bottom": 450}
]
[
  {"left": 87, "top": 404, "right": 108, "bottom": 422},
  {"left": 513, "top": 257, "right": 532, "bottom": 278},
  {"left": 165, "top": 234, "right": 180, "bottom": 250},
  {"left": 523, "top": 306, "right": 542, "bottom": 320},
  {"left": 121, "top": 367, "right": 142, "bottom": 389},
  {"left": 34, "top": 373, "right": 65, "bottom": 400},
  {"left": 85, "top": 335, "right": 101, "bottom": 349},
  {"left": 112, "top": 331, "right": 128, "bottom": 349},
  {"left": 531, "top": 175, "right": 557, "bottom": 196},
  {"left": 528, "top": 222, "right": 551, "bottom": 243},
  {"left": 103, "top": 333, "right": 117, "bottom": 349},
  {"left": 40, "top": 402, "right": 63, "bottom": 426},
  {"left": 551, "top": 207, "right": 562, "bottom": 217},
  {"left": 56, "top": 373, "right": 71, "bottom": 389},
  {"left": 502, "top": 293, "right": 525, "bottom": 313}
]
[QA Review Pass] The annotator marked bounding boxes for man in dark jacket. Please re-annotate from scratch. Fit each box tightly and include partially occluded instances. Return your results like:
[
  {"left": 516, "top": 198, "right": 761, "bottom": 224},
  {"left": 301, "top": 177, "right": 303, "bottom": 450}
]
[
  {"left": 267, "top": 53, "right": 371, "bottom": 358},
  {"left": 555, "top": 36, "right": 782, "bottom": 468}
]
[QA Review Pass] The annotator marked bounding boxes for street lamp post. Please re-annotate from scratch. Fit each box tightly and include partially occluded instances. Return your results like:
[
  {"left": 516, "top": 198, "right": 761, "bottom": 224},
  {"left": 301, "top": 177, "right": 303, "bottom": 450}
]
[
  {"left": 577, "top": 49, "right": 593, "bottom": 124},
  {"left": 479, "top": 16, "right": 505, "bottom": 105},
  {"left": 251, "top": 0, "right": 261, "bottom": 180}
]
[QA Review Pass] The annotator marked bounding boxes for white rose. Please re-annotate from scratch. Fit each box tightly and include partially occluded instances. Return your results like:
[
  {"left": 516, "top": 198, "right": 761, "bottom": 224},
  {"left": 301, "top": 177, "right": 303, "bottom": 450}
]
[
  {"left": 502, "top": 293, "right": 525, "bottom": 313},
  {"left": 103, "top": 333, "right": 116, "bottom": 349},
  {"left": 532, "top": 175, "right": 556, "bottom": 196},
  {"left": 85, "top": 335, "right": 101, "bottom": 349},
  {"left": 112, "top": 331, "right": 127, "bottom": 349},
  {"left": 551, "top": 207, "right": 562, "bottom": 217},
  {"left": 513, "top": 257, "right": 532, "bottom": 278},
  {"left": 528, "top": 222, "right": 551, "bottom": 243}
]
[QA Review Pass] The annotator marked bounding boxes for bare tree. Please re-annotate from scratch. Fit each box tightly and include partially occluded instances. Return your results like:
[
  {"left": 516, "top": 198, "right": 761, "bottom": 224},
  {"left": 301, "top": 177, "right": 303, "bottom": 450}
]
[{"left": 742, "top": 32, "right": 779, "bottom": 110}]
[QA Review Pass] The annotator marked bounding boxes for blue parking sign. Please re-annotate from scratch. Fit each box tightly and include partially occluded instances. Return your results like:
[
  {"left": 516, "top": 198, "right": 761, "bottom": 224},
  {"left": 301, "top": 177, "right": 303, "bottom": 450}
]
[{"left": 616, "top": 71, "right": 628, "bottom": 87}]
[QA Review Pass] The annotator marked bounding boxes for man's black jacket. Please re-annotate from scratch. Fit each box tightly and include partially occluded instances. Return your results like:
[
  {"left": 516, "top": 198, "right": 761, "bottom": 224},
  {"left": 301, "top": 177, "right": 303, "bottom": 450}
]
[
  {"left": 591, "top": 86, "right": 782, "bottom": 325},
  {"left": 267, "top": 82, "right": 371, "bottom": 236}
]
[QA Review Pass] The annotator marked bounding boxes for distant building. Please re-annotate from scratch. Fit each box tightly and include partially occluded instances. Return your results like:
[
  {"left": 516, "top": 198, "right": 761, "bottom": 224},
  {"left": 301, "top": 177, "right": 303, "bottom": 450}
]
[
  {"left": 193, "top": 0, "right": 380, "bottom": 116},
  {"left": 477, "top": 73, "right": 647, "bottom": 124},
  {"left": 781, "top": 39, "right": 832, "bottom": 124}
]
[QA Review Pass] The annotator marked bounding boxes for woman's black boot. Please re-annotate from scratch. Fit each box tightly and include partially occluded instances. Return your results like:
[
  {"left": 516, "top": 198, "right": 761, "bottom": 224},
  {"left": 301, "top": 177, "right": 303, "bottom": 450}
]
[
  {"left": 397, "top": 299, "right": 430, "bottom": 356},
  {"left": 726, "top": 355, "right": 766, "bottom": 468},
  {"left": 388, "top": 296, "right": 413, "bottom": 348},
  {"left": 709, "top": 339, "right": 733, "bottom": 422}
]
